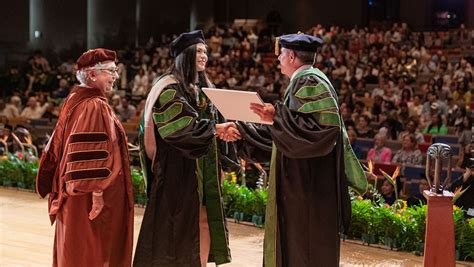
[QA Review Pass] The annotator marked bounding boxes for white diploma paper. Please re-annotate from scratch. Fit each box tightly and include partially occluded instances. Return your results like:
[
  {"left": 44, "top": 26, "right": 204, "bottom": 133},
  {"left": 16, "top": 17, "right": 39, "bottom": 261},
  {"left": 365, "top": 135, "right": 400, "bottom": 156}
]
[{"left": 202, "top": 87, "right": 273, "bottom": 125}]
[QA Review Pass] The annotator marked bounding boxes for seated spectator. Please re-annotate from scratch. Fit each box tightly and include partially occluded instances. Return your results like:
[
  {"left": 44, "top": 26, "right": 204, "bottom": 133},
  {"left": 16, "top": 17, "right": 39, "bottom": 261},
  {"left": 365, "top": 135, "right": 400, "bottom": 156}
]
[
  {"left": 1, "top": 124, "right": 21, "bottom": 154},
  {"left": 245, "top": 67, "right": 265, "bottom": 88},
  {"left": 353, "top": 80, "right": 369, "bottom": 98},
  {"left": 397, "top": 102, "right": 410, "bottom": 126},
  {"left": 20, "top": 96, "right": 47, "bottom": 119},
  {"left": 6, "top": 96, "right": 22, "bottom": 117},
  {"left": 452, "top": 80, "right": 471, "bottom": 110},
  {"left": 408, "top": 94, "right": 423, "bottom": 117},
  {"left": 14, "top": 126, "right": 38, "bottom": 160},
  {"left": 422, "top": 113, "right": 448, "bottom": 135},
  {"left": 132, "top": 68, "right": 149, "bottom": 96},
  {"left": 457, "top": 144, "right": 472, "bottom": 169},
  {"left": 449, "top": 168, "right": 473, "bottom": 218},
  {"left": 348, "top": 128, "right": 364, "bottom": 159},
  {"left": 392, "top": 134, "right": 423, "bottom": 165},
  {"left": 52, "top": 78, "right": 70, "bottom": 98},
  {"left": 0, "top": 100, "right": 15, "bottom": 120},
  {"left": 134, "top": 99, "right": 146, "bottom": 119},
  {"left": 378, "top": 111, "right": 403, "bottom": 140},
  {"left": 397, "top": 82, "right": 413, "bottom": 105},
  {"left": 421, "top": 92, "right": 448, "bottom": 121},
  {"left": 370, "top": 80, "right": 385, "bottom": 98},
  {"left": 383, "top": 83, "right": 399, "bottom": 104},
  {"left": 381, "top": 179, "right": 396, "bottom": 206},
  {"left": 367, "top": 133, "right": 392, "bottom": 163},
  {"left": 355, "top": 114, "right": 374, "bottom": 138},
  {"left": 224, "top": 70, "right": 238, "bottom": 88},
  {"left": 458, "top": 115, "right": 472, "bottom": 146},
  {"left": 15, "top": 126, "right": 33, "bottom": 145},
  {"left": 407, "top": 178, "right": 429, "bottom": 207},
  {"left": 116, "top": 97, "right": 137, "bottom": 122},
  {"left": 110, "top": 94, "right": 121, "bottom": 111},
  {"left": 340, "top": 104, "right": 355, "bottom": 128},
  {"left": 371, "top": 95, "right": 384, "bottom": 122},
  {"left": 451, "top": 105, "right": 467, "bottom": 128},
  {"left": 398, "top": 118, "right": 424, "bottom": 144},
  {"left": 41, "top": 102, "right": 59, "bottom": 120},
  {"left": 214, "top": 72, "right": 230, "bottom": 88}
]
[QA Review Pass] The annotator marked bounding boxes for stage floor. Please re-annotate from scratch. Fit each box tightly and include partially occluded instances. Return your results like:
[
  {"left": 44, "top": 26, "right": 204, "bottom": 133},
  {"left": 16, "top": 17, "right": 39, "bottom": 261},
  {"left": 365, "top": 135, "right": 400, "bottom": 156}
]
[{"left": 1, "top": 188, "right": 472, "bottom": 267}]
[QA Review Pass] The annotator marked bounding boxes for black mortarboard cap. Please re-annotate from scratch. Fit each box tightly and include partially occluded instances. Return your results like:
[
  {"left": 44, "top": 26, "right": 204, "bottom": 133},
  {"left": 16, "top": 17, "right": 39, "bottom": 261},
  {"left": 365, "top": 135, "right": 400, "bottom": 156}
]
[
  {"left": 169, "top": 30, "right": 205, "bottom": 58},
  {"left": 275, "top": 33, "right": 323, "bottom": 55}
]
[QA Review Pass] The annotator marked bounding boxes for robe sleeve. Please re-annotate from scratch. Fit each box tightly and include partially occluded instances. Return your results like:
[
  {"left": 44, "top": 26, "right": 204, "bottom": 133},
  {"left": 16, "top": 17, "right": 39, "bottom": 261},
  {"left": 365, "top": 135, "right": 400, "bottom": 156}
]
[
  {"left": 152, "top": 85, "right": 214, "bottom": 159},
  {"left": 234, "top": 122, "right": 273, "bottom": 163},
  {"left": 270, "top": 74, "right": 341, "bottom": 158},
  {"left": 63, "top": 98, "right": 123, "bottom": 196},
  {"left": 215, "top": 111, "right": 241, "bottom": 172}
]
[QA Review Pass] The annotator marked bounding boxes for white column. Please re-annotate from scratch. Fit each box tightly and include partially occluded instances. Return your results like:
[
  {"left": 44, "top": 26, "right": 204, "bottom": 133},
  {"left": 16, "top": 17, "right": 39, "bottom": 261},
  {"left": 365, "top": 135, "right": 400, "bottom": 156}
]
[
  {"left": 87, "top": 0, "right": 97, "bottom": 49},
  {"left": 189, "top": 0, "right": 214, "bottom": 31},
  {"left": 29, "top": 0, "right": 45, "bottom": 48}
]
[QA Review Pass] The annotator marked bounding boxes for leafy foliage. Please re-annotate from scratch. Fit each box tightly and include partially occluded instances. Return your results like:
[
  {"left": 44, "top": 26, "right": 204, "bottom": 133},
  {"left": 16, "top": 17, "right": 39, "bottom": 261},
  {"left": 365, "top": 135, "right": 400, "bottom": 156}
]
[
  {"left": 0, "top": 153, "right": 38, "bottom": 190},
  {"left": 2, "top": 164, "right": 473, "bottom": 261}
]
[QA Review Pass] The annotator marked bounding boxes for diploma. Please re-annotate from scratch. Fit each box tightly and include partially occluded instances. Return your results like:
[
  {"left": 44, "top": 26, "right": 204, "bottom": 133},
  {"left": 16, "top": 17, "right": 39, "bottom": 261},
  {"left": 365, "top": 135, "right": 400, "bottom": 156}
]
[{"left": 202, "top": 87, "right": 273, "bottom": 125}]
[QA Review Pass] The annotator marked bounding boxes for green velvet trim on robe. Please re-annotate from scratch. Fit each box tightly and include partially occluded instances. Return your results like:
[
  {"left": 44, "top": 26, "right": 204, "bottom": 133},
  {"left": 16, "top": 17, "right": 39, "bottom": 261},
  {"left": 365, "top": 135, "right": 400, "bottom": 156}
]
[
  {"left": 152, "top": 102, "right": 183, "bottom": 124},
  {"left": 294, "top": 84, "right": 328, "bottom": 99},
  {"left": 297, "top": 97, "right": 338, "bottom": 113},
  {"left": 158, "top": 89, "right": 176, "bottom": 107},
  {"left": 158, "top": 116, "right": 193, "bottom": 138},
  {"left": 341, "top": 125, "right": 368, "bottom": 195},
  {"left": 196, "top": 90, "right": 232, "bottom": 264},
  {"left": 264, "top": 143, "right": 278, "bottom": 267},
  {"left": 309, "top": 68, "right": 368, "bottom": 195},
  {"left": 315, "top": 111, "right": 341, "bottom": 127}
]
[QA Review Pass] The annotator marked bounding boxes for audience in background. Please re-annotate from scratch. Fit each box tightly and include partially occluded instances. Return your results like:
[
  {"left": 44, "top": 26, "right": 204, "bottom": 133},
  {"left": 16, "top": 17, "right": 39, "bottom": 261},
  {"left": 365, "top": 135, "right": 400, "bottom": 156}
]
[
  {"left": 367, "top": 133, "right": 392, "bottom": 163},
  {"left": 0, "top": 22, "right": 472, "bottom": 204}
]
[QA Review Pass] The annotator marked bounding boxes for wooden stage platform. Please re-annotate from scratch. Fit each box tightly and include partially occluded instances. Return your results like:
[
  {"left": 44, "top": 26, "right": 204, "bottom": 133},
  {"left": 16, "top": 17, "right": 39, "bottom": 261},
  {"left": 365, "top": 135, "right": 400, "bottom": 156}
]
[{"left": 1, "top": 188, "right": 472, "bottom": 266}]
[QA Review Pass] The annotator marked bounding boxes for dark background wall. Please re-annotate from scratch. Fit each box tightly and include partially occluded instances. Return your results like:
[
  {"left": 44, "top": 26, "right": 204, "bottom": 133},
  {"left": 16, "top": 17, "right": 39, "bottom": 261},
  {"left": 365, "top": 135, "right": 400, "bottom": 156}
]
[
  {"left": 400, "top": 0, "right": 433, "bottom": 30},
  {"left": 1, "top": 0, "right": 29, "bottom": 44},
  {"left": 215, "top": 0, "right": 366, "bottom": 32},
  {"left": 0, "top": 0, "right": 472, "bottom": 66},
  {"left": 30, "top": 0, "right": 87, "bottom": 50}
]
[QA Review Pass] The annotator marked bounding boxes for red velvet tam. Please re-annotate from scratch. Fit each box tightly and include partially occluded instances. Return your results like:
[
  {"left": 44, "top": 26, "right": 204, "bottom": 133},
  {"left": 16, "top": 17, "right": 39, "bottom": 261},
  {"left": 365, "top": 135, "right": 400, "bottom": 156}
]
[{"left": 75, "top": 48, "right": 117, "bottom": 70}]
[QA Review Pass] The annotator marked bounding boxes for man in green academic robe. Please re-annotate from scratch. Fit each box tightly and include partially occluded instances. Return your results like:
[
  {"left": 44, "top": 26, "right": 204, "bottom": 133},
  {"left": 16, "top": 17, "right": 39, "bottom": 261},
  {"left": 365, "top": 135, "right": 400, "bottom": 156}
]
[{"left": 228, "top": 33, "right": 367, "bottom": 267}]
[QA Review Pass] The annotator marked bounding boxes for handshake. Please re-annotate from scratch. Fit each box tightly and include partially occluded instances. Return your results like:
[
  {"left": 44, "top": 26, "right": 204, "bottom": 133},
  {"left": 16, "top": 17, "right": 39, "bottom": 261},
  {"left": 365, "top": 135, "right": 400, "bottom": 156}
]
[
  {"left": 214, "top": 103, "right": 276, "bottom": 142},
  {"left": 215, "top": 122, "right": 241, "bottom": 142}
]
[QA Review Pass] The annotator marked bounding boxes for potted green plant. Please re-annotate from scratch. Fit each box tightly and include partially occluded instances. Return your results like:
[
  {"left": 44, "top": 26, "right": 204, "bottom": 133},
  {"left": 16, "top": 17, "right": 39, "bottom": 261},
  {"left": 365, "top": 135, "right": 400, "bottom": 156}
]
[
  {"left": 132, "top": 168, "right": 147, "bottom": 206},
  {"left": 222, "top": 179, "right": 239, "bottom": 218},
  {"left": 453, "top": 206, "right": 465, "bottom": 260},
  {"left": 459, "top": 218, "right": 474, "bottom": 261},
  {"left": 379, "top": 202, "right": 406, "bottom": 249},
  {"left": 403, "top": 204, "right": 427, "bottom": 255},
  {"left": 251, "top": 189, "right": 267, "bottom": 226}
]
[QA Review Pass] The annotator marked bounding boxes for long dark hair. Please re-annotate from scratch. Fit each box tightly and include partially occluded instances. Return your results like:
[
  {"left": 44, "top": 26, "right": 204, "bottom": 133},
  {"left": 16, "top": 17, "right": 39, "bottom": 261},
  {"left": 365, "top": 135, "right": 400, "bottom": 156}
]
[{"left": 166, "top": 44, "right": 212, "bottom": 108}]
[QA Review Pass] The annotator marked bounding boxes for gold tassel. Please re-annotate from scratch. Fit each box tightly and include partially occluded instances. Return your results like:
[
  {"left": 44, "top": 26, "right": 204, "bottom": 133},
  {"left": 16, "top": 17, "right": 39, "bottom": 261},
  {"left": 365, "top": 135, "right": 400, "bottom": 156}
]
[{"left": 274, "top": 37, "right": 280, "bottom": 56}]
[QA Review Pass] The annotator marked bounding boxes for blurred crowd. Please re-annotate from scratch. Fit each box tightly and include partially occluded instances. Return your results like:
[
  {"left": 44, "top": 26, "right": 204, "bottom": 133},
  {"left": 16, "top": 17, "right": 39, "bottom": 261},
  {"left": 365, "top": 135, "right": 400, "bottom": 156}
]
[{"left": 0, "top": 22, "right": 473, "bottom": 177}]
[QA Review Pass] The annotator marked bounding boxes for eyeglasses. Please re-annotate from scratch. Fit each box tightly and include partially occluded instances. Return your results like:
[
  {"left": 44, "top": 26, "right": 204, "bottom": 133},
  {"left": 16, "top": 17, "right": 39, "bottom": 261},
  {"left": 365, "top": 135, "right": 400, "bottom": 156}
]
[{"left": 97, "top": 67, "right": 119, "bottom": 75}]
